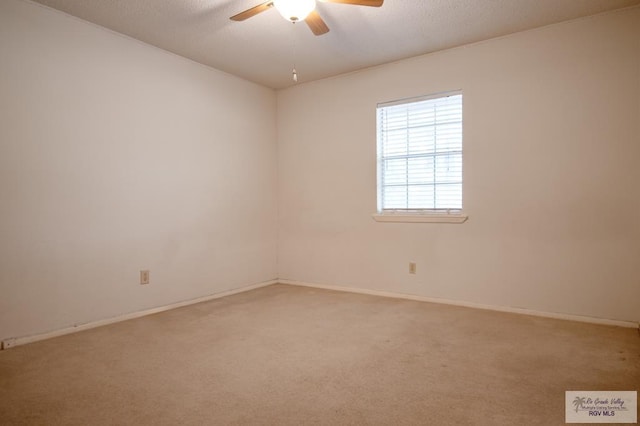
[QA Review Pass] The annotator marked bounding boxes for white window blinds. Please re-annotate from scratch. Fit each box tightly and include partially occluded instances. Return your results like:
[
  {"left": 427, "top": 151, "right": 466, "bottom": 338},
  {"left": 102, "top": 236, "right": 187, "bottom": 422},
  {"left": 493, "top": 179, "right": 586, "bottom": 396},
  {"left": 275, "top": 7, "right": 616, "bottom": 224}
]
[{"left": 377, "top": 91, "right": 463, "bottom": 212}]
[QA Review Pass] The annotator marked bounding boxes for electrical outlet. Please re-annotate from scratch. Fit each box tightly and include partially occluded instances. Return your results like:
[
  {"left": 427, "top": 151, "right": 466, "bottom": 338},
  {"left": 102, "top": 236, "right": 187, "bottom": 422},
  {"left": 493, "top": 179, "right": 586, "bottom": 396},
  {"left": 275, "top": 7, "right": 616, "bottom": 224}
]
[
  {"left": 409, "top": 262, "right": 416, "bottom": 274},
  {"left": 140, "top": 270, "right": 150, "bottom": 285},
  {"left": 2, "top": 338, "right": 17, "bottom": 350}
]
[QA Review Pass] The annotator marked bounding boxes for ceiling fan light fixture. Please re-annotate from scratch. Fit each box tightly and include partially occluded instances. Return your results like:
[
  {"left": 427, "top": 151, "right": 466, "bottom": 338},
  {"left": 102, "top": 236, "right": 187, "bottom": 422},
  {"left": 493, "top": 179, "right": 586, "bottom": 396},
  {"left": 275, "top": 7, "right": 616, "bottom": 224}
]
[{"left": 273, "top": 0, "right": 316, "bottom": 22}]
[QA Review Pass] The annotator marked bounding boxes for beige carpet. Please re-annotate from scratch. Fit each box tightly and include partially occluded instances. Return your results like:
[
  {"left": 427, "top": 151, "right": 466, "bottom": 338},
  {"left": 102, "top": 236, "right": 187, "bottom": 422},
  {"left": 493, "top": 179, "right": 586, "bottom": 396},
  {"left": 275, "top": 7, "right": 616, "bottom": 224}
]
[{"left": 0, "top": 284, "right": 638, "bottom": 425}]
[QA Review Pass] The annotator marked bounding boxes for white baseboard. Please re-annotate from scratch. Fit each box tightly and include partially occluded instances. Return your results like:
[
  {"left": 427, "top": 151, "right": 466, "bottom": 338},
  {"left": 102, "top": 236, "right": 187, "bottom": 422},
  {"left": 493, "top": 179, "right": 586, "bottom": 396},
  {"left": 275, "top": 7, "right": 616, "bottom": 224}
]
[
  {"left": 279, "top": 279, "right": 639, "bottom": 329},
  {"left": 1, "top": 279, "right": 277, "bottom": 350},
  {"left": 3, "top": 277, "right": 636, "bottom": 351}
]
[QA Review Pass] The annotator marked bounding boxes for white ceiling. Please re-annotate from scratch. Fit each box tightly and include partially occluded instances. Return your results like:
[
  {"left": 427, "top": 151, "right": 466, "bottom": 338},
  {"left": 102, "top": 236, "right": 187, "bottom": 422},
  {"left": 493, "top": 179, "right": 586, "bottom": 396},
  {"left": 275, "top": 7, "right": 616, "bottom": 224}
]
[{"left": 29, "top": 0, "right": 640, "bottom": 89}]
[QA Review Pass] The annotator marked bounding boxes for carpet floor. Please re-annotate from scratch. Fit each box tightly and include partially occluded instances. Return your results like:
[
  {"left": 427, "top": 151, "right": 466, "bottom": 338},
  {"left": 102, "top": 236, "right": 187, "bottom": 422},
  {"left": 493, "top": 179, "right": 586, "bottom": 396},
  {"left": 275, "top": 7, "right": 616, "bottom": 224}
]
[{"left": 0, "top": 284, "right": 638, "bottom": 425}]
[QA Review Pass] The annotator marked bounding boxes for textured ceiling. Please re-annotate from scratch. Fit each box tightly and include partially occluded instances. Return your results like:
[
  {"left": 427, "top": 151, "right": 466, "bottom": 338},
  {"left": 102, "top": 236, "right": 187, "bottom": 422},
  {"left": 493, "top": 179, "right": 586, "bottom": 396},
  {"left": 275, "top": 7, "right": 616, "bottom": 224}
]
[{"left": 29, "top": 0, "right": 640, "bottom": 89}]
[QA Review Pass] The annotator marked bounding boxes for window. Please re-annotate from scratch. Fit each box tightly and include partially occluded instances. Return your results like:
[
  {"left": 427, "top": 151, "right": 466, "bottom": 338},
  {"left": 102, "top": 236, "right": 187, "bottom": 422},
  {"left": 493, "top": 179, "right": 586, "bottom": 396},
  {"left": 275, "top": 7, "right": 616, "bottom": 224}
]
[{"left": 374, "top": 91, "right": 466, "bottom": 223}]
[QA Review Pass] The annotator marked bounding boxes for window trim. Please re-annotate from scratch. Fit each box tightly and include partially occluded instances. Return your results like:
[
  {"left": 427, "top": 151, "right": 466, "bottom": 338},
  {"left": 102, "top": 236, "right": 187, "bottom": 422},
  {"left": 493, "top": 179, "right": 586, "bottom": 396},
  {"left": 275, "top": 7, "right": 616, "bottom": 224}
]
[
  {"left": 375, "top": 90, "right": 467, "bottom": 223},
  {"left": 371, "top": 213, "right": 468, "bottom": 223}
]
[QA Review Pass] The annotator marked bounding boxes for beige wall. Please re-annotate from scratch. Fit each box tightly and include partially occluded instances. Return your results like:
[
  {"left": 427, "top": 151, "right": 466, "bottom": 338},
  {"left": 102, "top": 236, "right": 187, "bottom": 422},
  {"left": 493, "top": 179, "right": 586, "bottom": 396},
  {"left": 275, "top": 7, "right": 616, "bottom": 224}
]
[
  {"left": 277, "top": 8, "right": 640, "bottom": 322},
  {"left": 1, "top": 1, "right": 638, "bottom": 343},
  {"left": 0, "top": 0, "right": 278, "bottom": 339}
]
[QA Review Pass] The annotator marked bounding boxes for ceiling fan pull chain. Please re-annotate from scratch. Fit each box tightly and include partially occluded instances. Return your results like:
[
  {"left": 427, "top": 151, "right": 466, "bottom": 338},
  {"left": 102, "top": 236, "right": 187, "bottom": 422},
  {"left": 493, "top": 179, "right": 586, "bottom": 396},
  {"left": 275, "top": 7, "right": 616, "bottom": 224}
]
[{"left": 291, "top": 21, "right": 298, "bottom": 83}]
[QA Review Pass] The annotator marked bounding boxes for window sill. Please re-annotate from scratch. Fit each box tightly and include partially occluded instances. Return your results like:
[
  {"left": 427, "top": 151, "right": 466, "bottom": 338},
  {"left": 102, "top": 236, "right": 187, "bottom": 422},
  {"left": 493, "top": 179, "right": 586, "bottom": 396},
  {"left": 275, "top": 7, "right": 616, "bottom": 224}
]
[{"left": 371, "top": 213, "right": 468, "bottom": 223}]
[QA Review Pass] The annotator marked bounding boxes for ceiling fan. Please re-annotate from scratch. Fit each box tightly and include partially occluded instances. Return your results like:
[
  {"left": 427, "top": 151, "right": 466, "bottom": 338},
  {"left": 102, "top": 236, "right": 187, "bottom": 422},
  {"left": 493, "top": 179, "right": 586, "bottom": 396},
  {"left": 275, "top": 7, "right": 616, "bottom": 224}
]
[{"left": 230, "top": 0, "right": 384, "bottom": 36}]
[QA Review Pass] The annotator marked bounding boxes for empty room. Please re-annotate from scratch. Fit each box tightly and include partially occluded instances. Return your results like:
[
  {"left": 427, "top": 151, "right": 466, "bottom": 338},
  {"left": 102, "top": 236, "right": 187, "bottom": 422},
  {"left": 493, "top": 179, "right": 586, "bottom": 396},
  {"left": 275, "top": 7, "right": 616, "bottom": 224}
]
[{"left": 1, "top": 0, "right": 639, "bottom": 424}]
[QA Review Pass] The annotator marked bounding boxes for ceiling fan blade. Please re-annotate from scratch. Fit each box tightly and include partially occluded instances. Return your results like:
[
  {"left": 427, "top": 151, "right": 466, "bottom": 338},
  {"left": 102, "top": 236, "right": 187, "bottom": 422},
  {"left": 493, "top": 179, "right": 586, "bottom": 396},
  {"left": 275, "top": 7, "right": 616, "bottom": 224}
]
[
  {"left": 230, "top": 1, "right": 274, "bottom": 21},
  {"left": 320, "top": 0, "right": 383, "bottom": 6},
  {"left": 305, "top": 10, "right": 330, "bottom": 36}
]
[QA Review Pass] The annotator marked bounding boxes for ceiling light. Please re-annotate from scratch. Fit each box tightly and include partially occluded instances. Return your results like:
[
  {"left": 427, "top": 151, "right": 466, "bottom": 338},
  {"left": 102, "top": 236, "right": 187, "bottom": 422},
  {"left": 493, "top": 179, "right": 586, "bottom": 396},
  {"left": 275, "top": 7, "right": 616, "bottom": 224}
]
[{"left": 273, "top": 0, "right": 316, "bottom": 22}]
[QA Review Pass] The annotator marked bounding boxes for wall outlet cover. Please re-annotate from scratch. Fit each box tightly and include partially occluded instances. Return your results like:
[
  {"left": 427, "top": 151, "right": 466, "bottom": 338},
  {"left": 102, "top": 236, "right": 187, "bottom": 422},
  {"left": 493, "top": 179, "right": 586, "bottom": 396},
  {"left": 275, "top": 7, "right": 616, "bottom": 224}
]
[{"left": 140, "top": 270, "right": 150, "bottom": 285}]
